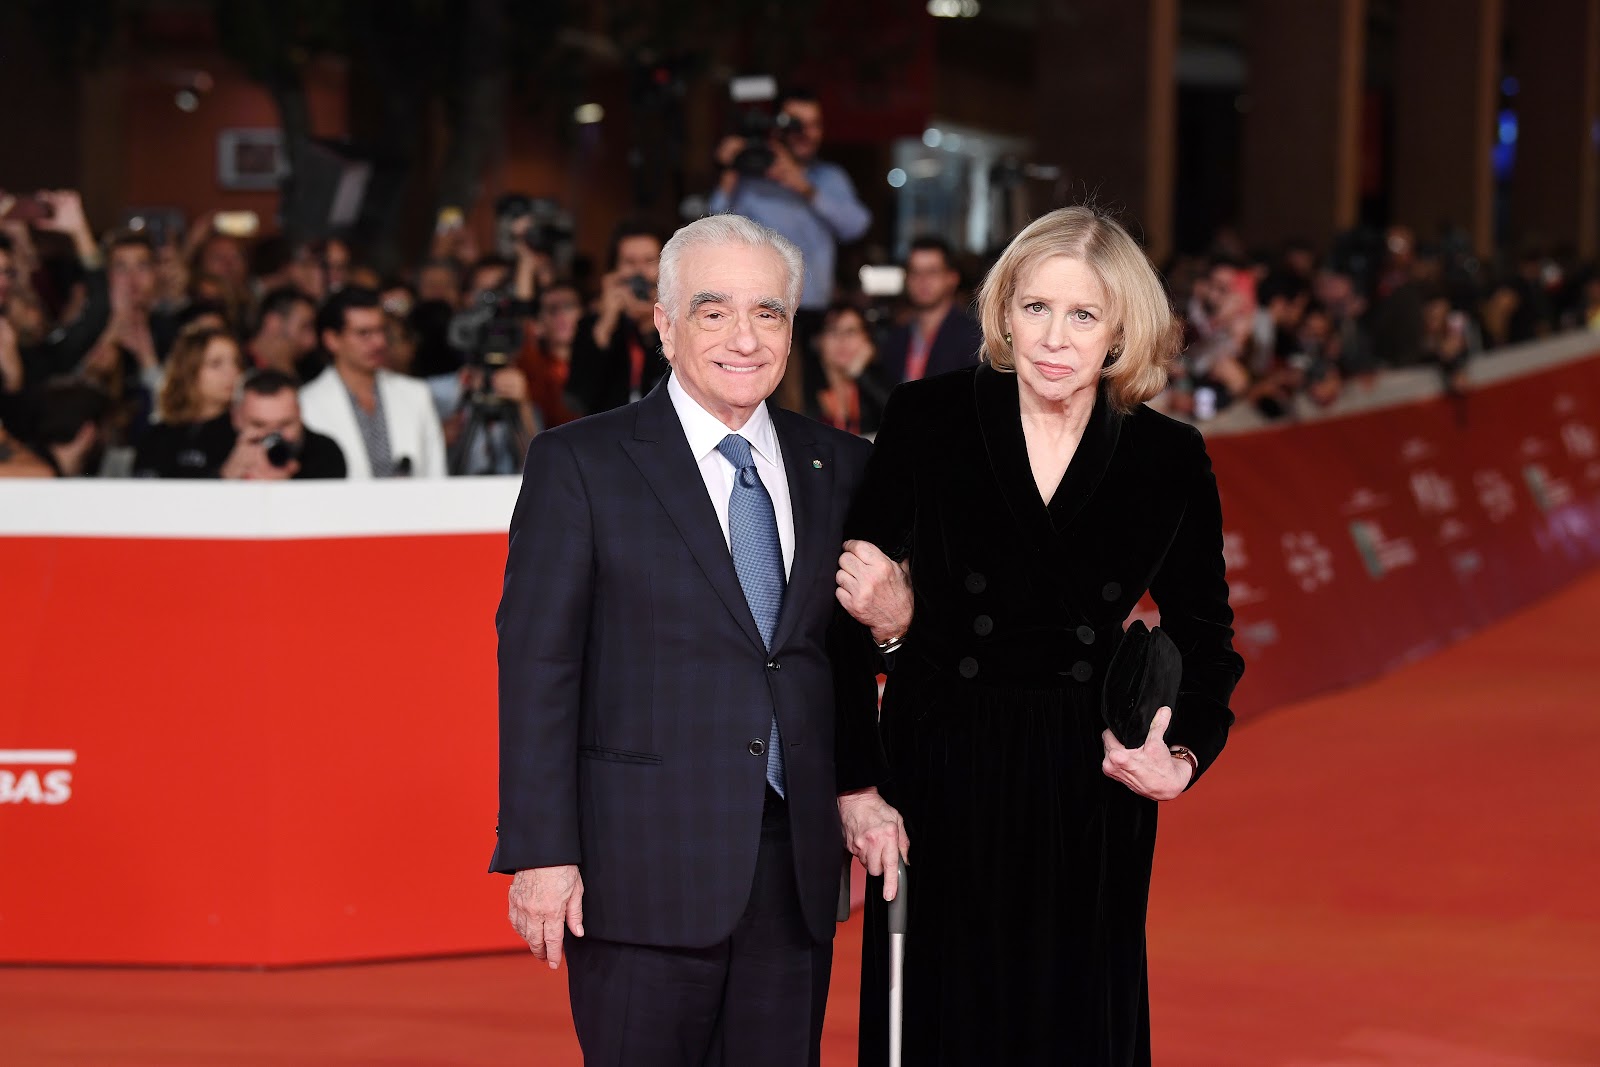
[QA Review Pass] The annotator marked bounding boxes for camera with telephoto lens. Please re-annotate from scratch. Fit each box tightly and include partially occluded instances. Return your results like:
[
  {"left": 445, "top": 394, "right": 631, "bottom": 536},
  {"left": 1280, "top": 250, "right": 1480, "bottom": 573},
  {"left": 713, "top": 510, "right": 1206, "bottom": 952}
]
[
  {"left": 726, "top": 76, "right": 796, "bottom": 178},
  {"left": 259, "top": 433, "right": 300, "bottom": 469},
  {"left": 493, "top": 193, "right": 575, "bottom": 261},
  {"left": 447, "top": 288, "right": 522, "bottom": 370}
]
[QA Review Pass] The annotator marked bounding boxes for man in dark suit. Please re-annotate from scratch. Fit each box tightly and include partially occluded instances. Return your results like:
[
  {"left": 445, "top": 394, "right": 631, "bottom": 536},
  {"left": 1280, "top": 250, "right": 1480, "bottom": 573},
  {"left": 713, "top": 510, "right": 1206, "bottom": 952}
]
[
  {"left": 492, "top": 214, "right": 896, "bottom": 1066},
  {"left": 875, "top": 236, "right": 984, "bottom": 385}
]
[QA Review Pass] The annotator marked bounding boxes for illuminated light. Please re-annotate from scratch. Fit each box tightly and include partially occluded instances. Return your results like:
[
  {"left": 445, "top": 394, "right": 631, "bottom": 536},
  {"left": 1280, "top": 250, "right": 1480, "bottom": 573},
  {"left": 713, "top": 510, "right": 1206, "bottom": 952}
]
[
  {"left": 909, "top": 158, "right": 943, "bottom": 179},
  {"left": 175, "top": 89, "right": 199, "bottom": 113},
  {"left": 573, "top": 103, "right": 605, "bottom": 125},
  {"left": 944, "top": 133, "right": 963, "bottom": 152},
  {"left": 887, "top": 168, "right": 908, "bottom": 188},
  {"left": 926, "top": 0, "right": 980, "bottom": 16},
  {"left": 923, "top": 128, "right": 943, "bottom": 148},
  {"left": 1499, "top": 114, "right": 1517, "bottom": 145}
]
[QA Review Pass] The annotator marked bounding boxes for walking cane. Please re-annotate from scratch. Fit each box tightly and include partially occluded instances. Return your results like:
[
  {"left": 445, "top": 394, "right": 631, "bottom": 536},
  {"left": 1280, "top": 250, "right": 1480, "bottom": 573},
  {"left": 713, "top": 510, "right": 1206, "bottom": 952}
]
[{"left": 887, "top": 856, "right": 909, "bottom": 1067}]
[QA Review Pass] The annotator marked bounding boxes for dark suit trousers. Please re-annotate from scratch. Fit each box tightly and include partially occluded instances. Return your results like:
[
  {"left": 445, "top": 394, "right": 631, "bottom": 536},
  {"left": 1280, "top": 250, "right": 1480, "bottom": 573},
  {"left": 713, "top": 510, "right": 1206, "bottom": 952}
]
[{"left": 565, "top": 789, "right": 833, "bottom": 1067}]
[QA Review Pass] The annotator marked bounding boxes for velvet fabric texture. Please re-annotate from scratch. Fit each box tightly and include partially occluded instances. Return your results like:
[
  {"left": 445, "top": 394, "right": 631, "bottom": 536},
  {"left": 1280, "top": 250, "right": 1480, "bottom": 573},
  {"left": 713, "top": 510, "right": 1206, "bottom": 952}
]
[{"left": 844, "top": 364, "right": 1244, "bottom": 1066}]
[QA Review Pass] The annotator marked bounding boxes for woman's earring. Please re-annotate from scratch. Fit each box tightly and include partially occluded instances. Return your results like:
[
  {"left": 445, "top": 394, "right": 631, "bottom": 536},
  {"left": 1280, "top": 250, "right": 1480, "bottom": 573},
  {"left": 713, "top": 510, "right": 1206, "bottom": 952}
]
[
  {"left": 1107, "top": 344, "right": 1123, "bottom": 363},
  {"left": 1004, "top": 332, "right": 1012, "bottom": 345}
]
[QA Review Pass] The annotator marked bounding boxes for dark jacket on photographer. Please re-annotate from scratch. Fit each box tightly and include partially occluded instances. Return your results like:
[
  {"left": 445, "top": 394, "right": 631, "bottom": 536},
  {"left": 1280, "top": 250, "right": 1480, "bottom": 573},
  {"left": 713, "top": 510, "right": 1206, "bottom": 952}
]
[
  {"left": 134, "top": 413, "right": 346, "bottom": 479},
  {"left": 566, "top": 312, "right": 667, "bottom": 416}
]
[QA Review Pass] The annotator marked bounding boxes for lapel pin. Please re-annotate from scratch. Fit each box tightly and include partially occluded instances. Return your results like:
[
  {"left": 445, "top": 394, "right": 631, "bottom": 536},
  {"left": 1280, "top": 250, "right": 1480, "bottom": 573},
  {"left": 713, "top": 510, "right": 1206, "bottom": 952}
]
[{"left": 812, "top": 459, "right": 823, "bottom": 469}]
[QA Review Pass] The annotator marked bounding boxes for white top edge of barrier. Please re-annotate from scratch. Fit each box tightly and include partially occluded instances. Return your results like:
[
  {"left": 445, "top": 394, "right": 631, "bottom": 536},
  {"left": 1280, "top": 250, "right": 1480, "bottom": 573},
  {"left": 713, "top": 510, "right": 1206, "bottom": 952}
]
[
  {"left": 0, "top": 476, "right": 522, "bottom": 539},
  {"left": 1188, "top": 330, "right": 1600, "bottom": 436},
  {"left": 3, "top": 332, "right": 1597, "bottom": 540}
]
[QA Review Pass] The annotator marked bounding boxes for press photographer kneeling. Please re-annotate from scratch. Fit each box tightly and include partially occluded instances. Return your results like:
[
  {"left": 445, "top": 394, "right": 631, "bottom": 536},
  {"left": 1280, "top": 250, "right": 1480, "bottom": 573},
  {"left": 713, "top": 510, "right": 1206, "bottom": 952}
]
[{"left": 217, "top": 370, "right": 347, "bottom": 480}]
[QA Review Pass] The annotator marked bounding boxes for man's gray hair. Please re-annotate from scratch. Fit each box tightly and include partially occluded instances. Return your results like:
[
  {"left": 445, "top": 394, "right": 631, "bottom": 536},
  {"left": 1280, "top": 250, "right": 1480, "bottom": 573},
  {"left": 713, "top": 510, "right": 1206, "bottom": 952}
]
[{"left": 657, "top": 214, "right": 805, "bottom": 322}]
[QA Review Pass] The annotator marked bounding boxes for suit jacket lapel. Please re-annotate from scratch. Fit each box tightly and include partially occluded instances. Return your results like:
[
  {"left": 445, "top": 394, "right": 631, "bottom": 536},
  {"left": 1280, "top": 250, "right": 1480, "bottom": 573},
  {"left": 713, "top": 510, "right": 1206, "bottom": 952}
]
[
  {"left": 769, "top": 406, "right": 834, "bottom": 653},
  {"left": 621, "top": 381, "right": 767, "bottom": 654}
]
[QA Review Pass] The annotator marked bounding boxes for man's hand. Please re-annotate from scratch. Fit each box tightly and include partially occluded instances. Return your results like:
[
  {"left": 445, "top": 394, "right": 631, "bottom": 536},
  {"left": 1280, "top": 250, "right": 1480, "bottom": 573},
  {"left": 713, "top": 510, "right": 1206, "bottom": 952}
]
[
  {"left": 1101, "top": 706, "right": 1193, "bottom": 801},
  {"left": 765, "top": 142, "right": 813, "bottom": 199},
  {"left": 836, "top": 540, "right": 913, "bottom": 645},
  {"left": 715, "top": 135, "right": 745, "bottom": 170},
  {"left": 220, "top": 437, "right": 297, "bottom": 481},
  {"left": 34, "top": 190, "right": 98, "bottom": 263},
  {"left": 490, "top": 366, "right": 530, "bottom": 404},
  {"left": 509, "top": 864, "right": 585, "bottom": 969},
  {"left": 838, "top": 788, "right": 910, "bottom": 901}
]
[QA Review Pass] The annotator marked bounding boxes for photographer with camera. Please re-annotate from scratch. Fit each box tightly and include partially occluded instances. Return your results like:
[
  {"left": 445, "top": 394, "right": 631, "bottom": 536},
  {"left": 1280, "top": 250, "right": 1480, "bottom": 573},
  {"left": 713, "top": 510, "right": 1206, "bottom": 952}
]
[
  {"left": 710, "top": 88, "right": 871, "bottom": 409},
  {"left": 218, "top": 369, "right": 346, "bottom": 480},
  {"left": 566, "top": 222, "right": 666, "bottom": 415}
]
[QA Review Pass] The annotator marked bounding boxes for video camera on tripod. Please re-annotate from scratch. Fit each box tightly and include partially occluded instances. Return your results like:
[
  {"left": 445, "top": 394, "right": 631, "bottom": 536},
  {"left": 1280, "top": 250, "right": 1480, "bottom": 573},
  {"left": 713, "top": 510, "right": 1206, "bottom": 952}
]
[
  {"left": 727, "top": 76, "right": 799, "bottom": 178},
  {"left": 445, "top": 288, "right": 528, "bottom": 475}
]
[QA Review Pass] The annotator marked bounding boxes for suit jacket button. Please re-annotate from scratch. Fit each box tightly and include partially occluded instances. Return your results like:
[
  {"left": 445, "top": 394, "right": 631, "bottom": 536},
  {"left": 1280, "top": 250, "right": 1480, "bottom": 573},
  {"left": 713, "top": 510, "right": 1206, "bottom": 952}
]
[
  {"left": 1071, "top": 661, "right": 1094, "bottom": 682},
  {"left": 766, "top": 660, "right": 781, "bottom": 671},
  {"left": 749, "top": 739, "right": 766, "bottom": 756},
  {"left": 964, "top": 572, "right": 988, "bottom": 594},
  {"left": 1076, "top": 625, "right": 1096, "bottom": 645},
  {"left": 958, "top": 656, "right": 979, "bottom": 679},
  {"left": 973, "top": 614, "right": 994, "bottom": 636},
  {"left": 1101, "top": 581, "right": 1122, "bottom": 602}
]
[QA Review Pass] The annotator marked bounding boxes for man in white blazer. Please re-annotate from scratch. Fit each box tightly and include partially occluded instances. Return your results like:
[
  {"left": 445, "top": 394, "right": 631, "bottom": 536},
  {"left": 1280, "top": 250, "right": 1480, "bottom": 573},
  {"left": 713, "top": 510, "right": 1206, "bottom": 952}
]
[{"left": 300, "top": 287, "right": 447, "bottom": 478}]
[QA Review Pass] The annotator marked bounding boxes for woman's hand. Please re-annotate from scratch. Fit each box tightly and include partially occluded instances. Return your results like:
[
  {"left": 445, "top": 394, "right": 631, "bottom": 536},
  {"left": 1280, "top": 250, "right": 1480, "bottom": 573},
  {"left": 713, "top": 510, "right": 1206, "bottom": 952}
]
[
  {"left": 836, "top": 539, "right": 913, "bottom": 645},
  {"left": 838, "top": 787, "right": 910, "bottom": 901},
  {"left": 1101, "top": 706, "right": 1193, "bottom": 801}
]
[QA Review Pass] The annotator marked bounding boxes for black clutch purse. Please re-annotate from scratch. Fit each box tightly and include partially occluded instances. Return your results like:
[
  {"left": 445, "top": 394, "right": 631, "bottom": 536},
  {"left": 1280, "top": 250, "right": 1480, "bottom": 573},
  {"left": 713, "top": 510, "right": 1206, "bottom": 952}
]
[{"left": 1100, "top": 621, "right": 1183, "bottom": 748}]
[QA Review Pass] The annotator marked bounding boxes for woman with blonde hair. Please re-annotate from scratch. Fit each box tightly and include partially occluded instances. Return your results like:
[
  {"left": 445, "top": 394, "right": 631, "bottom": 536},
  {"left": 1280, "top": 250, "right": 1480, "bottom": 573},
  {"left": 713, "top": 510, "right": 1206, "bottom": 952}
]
[
  {"left": 133, "top": 325, "right": 243, "bottom": 477},
  {"left": 835, "top": 205, "right": 1245, "bottom": 1065}
]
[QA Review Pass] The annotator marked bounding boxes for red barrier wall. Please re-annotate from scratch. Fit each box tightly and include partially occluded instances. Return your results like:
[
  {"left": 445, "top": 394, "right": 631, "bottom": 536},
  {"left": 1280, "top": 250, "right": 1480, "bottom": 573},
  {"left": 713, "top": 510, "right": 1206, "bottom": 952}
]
[
  {"left": 1199, "top": 351, "right": 1600, "bottom": 718},
  {"left": 3, "top": 348, "right": 1600, "bottom": 965}
]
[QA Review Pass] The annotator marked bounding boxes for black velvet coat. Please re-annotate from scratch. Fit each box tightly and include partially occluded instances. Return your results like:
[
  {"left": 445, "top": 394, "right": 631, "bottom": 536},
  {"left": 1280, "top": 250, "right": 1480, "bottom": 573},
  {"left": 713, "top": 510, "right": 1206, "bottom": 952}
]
[{"left": 844, "top": 363, "right": 1244, "bottom": 1066}]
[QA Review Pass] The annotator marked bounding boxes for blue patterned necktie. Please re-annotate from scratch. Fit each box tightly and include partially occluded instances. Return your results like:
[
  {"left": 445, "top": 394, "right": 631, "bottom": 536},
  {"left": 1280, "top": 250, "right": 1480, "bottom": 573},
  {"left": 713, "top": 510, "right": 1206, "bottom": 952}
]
[{"left": 716, "top": 433, "right": 787, "bottom": 797}]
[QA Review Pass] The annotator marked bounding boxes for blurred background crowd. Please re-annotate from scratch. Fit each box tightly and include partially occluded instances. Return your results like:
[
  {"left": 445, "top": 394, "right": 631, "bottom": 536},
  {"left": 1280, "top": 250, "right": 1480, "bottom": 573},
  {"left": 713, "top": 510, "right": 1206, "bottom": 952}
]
[{"left": 0, "top": 0, "right": 1591, "bottom": 480}]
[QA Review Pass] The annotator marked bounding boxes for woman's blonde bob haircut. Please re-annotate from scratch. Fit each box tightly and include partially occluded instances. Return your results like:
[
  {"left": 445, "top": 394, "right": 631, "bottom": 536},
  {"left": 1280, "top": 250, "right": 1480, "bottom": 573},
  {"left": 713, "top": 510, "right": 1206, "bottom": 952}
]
[{"left": 976, "top": 205, "right": 1181, "bottom": 413}]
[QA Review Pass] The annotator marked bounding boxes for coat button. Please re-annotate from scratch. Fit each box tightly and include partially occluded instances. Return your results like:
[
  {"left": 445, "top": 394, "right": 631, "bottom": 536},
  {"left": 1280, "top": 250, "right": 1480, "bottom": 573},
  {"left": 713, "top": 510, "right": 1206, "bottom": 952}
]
[
  {"left": 1101, "top": 581, "right": 1122, "bottom": 602},
  {"left": 964, "top": 572, "right": 988, "bottom": 594},
  {"left": 1071, "top": 661, "right": 1094, "bottom": 682},
  {"left": 766, "top": 660, "right": 781, "bottom": 671},
  {"left": 748, "top": 739, "right": 766, "bottom": 756},
  {"left": 973, "top": 614, "right": 994, "bottom": 636},
  {"left": 958, "top": 656, "right": 979, "bottom": 679},
  {"left": 1076, "top": 625, "right": 1096, "bottom": 645}
]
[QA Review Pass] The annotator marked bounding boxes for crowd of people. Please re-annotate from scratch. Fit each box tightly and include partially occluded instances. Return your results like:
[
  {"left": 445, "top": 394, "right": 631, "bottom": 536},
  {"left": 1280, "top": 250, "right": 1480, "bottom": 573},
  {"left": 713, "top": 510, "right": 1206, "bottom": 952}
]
[{"left": 0, "top": 91, "right": 1590, "bottom": 479}]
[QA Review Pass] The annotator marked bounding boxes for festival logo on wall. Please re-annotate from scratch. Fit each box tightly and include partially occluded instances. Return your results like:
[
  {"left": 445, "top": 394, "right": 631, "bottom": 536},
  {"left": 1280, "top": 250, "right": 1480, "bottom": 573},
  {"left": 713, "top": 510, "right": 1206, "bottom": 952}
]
[
  {"left": 1523, "top": 464, "right": 1574, "bottom": 513},
  {"left": 1348, "top": 520, "right": 1418, "bottom": 579},
  {"left": 1474, "top": 469, "right": 1518, "bottom": 523},
  {"left": 0, "top": 749, "right": 75, "bottom": 805},
  {"left": 1281, "top": 531, "right": 1334, "bottom": 593}
]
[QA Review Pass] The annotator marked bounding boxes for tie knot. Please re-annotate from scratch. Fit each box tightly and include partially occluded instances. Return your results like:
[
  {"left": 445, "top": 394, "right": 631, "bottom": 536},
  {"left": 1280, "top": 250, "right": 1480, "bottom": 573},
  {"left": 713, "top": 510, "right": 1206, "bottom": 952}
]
[{"left": 717, "top": 433, "right": 755, "bottom": 471}]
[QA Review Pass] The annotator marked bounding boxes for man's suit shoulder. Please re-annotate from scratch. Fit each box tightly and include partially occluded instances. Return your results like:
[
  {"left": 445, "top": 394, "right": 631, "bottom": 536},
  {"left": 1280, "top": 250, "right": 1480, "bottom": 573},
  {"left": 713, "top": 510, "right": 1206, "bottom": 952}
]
[{"left": 537, "top": 400, "right": 639, "bottom": 450}]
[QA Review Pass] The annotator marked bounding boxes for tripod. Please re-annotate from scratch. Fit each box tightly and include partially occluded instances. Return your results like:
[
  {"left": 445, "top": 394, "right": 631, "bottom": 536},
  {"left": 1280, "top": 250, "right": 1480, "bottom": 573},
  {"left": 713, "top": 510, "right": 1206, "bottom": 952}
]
[{"left": 450, "top": 390, "right": 527, "bottom": 476}]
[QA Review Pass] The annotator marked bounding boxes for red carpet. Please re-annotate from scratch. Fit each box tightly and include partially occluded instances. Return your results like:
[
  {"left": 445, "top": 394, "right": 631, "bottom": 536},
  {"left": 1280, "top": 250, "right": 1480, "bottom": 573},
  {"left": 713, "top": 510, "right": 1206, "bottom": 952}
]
[{"left": 5, "top": 570, "right": 1600, "bottom": 1065}]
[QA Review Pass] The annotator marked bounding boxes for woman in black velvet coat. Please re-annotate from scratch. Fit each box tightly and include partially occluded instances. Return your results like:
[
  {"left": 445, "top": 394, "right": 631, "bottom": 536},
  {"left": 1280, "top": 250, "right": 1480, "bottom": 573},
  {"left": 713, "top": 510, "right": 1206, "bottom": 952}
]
[{"left": 835, "top": 205, "right": 1245, "bottom": 1066}]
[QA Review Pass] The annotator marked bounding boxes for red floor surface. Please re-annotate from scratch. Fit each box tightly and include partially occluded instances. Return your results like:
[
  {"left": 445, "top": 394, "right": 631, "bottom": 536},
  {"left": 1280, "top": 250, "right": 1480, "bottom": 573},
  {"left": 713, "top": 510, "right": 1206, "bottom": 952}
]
[{"left": 5, "top": 570, "right": 1600, "bottom": 1065}]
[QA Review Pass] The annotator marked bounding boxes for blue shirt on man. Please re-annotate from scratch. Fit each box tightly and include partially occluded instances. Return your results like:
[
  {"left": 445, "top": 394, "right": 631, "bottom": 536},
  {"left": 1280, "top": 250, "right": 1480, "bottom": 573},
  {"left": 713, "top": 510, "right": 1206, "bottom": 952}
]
[{"left": 709, "top": 165, "right": 871, "bottom": 310}]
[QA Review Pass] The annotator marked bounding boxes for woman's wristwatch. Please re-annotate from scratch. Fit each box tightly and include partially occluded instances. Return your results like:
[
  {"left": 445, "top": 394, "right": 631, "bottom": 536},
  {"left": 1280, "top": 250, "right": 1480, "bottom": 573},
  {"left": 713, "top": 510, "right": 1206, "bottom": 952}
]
[{"left": 1168, "top": 745, "right": 1198, "bottom": 776}]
